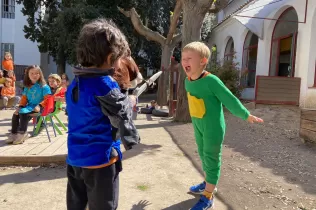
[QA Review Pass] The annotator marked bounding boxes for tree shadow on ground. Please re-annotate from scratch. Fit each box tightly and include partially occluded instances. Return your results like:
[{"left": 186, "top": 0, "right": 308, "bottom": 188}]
[
  {"left": 123, "top": 143, "right": 162, "bottom": 160},
  {"left": 0, "top": 143, "right": 161, "bottom": 184},
  {"left": 164, "top": 106, "right": 316, "bottom": 209},
  {"left": 135, "top": 120, "right": 179, "bottom": 130},
  {"left": 0, "top": 166, "right": 66, "bottom": 186}
]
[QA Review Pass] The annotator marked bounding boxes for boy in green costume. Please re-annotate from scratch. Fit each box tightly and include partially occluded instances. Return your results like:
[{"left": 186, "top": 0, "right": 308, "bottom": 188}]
[{"left": 182, "top": 42, "right": 263, "bottom": 210}]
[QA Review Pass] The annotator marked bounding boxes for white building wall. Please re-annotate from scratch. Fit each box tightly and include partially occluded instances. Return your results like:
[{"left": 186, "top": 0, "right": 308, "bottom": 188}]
[
  {"left": 0, "top": 2, "right": 41, "bottom": 65},
  {"left": 209, "top": 0, "right": 316, "bottom": 107}
]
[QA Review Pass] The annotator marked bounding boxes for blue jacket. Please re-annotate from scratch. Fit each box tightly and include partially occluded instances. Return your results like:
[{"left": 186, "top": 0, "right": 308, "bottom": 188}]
[{"left": 66, "top": 75, "right": 122, "bottom": 167}]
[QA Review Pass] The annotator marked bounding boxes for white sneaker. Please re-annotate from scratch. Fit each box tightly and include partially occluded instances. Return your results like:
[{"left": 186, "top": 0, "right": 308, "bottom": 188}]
[
  {"left": 13, "top": 133, "right": 29, "bottom": 145},
  {"left": 6, "top": 134, "right": 17, "bottom": 144}
]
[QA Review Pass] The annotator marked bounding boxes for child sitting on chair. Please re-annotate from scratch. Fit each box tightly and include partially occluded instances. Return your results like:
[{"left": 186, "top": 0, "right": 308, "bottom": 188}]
[
  {"left": 6, "top": 70, "right": 16, "bottom": 87},
  {"left": 7, "top": 65, "right": 51, "bottom": 145},
  {"left": 1, "top": 78, "right": 20, "bottom": 110},
  {"left": 2, "top": 52, "right": 14, "bottom": 77},
  {"left": 0, "top": 70, "right": 5, "bottom": 93},
  {"left": 48, "top": 74, "right": 66, "bottom": 101}
]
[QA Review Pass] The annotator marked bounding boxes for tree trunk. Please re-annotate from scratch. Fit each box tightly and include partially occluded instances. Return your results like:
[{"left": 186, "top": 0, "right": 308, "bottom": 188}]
[
  {"left": 157, "top": 45, "right": 174, "bottom": 106},
  {"left": 174, "top": 1, "right": 210, "bottom": 122},
  {"left": 57, "top": 56, "right": 66, "bottom": 75}
]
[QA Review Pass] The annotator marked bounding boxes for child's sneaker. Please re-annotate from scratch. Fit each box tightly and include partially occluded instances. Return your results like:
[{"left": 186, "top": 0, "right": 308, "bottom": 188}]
[
  {"left": 6, "top": 134, "right": 17, "bottom": 144},
  {"left": 189, "top": 182, "right": 218, "bottom": 195},
  {"left": 189, "top": 181, "right": 206, "bottom": 194},
  {"left": 191, "top": 195, "right": 214, "bottom": 210},
  {"left": 13, "top": 133, "right": 28, "bottom": 145}
]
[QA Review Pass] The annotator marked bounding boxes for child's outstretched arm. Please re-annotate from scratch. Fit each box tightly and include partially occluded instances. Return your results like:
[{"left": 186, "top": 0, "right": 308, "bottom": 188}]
[{"left": 210, "top": 75, "right": 263, "bottom": 123}]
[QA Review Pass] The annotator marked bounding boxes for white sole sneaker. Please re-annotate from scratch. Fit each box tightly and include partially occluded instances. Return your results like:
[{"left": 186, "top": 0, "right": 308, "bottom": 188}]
[{"left": 13, "top": 133, "right": 29, "bottom": 145}]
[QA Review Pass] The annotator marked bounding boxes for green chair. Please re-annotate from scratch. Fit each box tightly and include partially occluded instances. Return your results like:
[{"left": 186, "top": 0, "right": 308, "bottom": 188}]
[{"left": 32, "top": 101, "right": 67, "bottom": 140}]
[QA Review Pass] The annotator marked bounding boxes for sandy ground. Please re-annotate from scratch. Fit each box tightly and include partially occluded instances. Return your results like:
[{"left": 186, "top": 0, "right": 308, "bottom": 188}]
[
  {"left": 0, "top": 105, "right": 315, "bottom": 210},
  {"left": 0, "top": 116, "right": 228, "bottom": 210},
  {"left": 165, "top": 105, "right": 316, "bottom": 210}
]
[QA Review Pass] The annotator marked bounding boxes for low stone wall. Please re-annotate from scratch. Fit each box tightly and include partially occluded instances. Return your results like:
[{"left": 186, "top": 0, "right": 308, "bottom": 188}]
[{"left": 300, "top": 109, "right": 316, "bottom": 143}]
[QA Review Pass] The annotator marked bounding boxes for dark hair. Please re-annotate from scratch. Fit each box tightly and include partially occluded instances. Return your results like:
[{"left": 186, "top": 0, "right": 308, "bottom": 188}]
[
  {"left": 61, "top": 73, "right": 69, "bottom": 81},
  {"left": 113, "top": 57, "right": 140, "bottom": 90},
  {"left": 23, "top": 65, "right": 46, "bottom": 87},
  {"left": 77, "top": 18, "right": 130, "bottom": 67}
]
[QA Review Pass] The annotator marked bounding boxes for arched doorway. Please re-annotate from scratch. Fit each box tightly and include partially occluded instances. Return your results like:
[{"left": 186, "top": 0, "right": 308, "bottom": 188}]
[
  {"left": 242, "top": 32, "right": 259, "bottom": 87},
  {"left": 270, "top": 7, "right": 298, "bottom": 77},
  {"left": 224, "top": 37, "right": 234, "bottom": 60}
]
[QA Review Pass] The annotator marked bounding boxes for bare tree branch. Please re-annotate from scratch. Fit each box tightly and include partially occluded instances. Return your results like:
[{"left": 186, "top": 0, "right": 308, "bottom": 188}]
[
  {"left": 166, "top": 0, "right": 182, "bottom": 44},
  {"left": 209, "top": 0, "right": 228, "bottom": 13},
  {"left": 118, "top": 7, "right": 166, "bottom": 46},
  {"left": 170, "top": 33, "right": 182, "bottom": 47}
]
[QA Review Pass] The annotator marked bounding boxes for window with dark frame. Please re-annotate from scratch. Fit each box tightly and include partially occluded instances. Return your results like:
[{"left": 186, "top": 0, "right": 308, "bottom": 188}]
[
  {"left": 242, "top": 32, "right": 259, "bottom": 88},
  {"left": 2, "top": 0, "right": 15, "bottom": 19},
  {"left": 224, "top": 37, "right": 234, "bottom": 61},
  {"left": 269, "top": 8, "right": 298, "bottom": 77}
]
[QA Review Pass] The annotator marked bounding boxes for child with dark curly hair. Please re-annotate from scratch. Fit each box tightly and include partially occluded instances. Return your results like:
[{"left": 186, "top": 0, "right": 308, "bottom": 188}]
[{"left": 66, "top": 19, "right": 136, "bottom": 210}]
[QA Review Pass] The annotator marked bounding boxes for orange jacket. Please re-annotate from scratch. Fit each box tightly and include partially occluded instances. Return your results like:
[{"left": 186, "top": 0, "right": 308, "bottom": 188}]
[
  {"left": 2, "top": 59, "right": 14, "bottom": 71},
  {"left": 1, "top": 86, "right": 15, "bottom": 97},
  {"left": 8, "top": 75, "right": 16, "bottom": 87}
]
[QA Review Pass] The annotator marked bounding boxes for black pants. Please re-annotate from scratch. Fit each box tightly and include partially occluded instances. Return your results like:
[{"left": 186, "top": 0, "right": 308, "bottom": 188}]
[
  {"left": 67, "top": 161, "right": 121, "bottom": 210},
  {"left": 11, "top": 113, "right": 33, "bottom": 134}
]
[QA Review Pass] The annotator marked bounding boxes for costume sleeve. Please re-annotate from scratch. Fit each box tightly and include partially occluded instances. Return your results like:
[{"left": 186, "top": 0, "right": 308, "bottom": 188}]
[
  {"left": 96, "top": 88, "right": 140, "bottom": 151},
  {"left": 39, "top": 85, "right": 52, "bottom": 108},
  {"left": 19, "top": 95, "right": 27, "bottom": 107},
  {"left": 209, "top": 75, "right": 250, "bottom": 120},
  {"left": 55, "top": 87, "right": 66, "bottom": 98}
]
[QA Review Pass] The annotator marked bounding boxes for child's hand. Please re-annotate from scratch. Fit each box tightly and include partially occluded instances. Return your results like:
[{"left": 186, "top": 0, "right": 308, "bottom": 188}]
[
  {"left": 247, "top": 115, "right": 264, "bottom": 123},
  {"left": 14, "top": 107, "right": 20, "bottom": 115},
  {"left": 33, "top": 105, "right": 41, "bottom": 113}
]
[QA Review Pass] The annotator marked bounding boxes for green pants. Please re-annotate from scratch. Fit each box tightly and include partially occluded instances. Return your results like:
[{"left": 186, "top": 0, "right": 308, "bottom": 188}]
[{"left": 192, "top": 118, "right": 224, "bottom": 185}]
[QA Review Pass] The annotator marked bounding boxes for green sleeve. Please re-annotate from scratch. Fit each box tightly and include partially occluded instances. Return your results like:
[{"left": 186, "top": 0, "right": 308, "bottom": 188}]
[{"left": 209, "top": 75, "right": 250, "bottom": 120}]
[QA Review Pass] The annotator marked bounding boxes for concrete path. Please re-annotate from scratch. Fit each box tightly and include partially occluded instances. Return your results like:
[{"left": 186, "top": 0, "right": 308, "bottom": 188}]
[{"left": 0, "top": 113, "right": 228, "bottom": 210}]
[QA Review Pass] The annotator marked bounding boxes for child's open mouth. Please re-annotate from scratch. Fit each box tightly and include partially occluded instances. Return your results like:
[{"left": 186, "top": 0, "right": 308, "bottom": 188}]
[{"left": 185, "top": 66, "right": 191, "bottom": 73}]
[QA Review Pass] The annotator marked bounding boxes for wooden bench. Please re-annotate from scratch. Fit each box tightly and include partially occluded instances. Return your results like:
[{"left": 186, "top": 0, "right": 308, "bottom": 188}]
[
  {"left": 255, "top": 76, "right": 301, "bottom": 105},
  {"left": 300, "top": 109, "right": 316, "bottom": 143}
]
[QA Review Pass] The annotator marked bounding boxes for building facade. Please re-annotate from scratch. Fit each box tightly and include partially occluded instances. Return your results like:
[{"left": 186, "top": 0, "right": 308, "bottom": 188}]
[
  {"left": 0, "top": 0, "right": 41, "bottom": 70},
  {"left": 209, "top": 0, "right": 316, "bottom": 108}
]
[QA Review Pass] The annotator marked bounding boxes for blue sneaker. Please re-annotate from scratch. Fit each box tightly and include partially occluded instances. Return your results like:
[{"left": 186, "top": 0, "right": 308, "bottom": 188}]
[
  {"left": 191, "top": 195, "right": 214, "bottom": 210},
  {"left": 189, "top": 181, "right": 206, "bottom": 194}
]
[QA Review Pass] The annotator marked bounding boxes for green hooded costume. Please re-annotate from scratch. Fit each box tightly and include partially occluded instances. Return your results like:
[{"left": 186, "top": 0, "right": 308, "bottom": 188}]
[{"left": 185, "top": 72, "right": 250, "bottom": 185}]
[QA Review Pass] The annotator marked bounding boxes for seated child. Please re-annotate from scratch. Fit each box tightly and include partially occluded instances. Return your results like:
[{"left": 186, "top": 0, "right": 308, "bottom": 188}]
[
  {"left": 6, "top": 70, "right": 16, "bottom": 87},
  {"left": 145, "top": 100, "right": 157, "bottom": 110},
  {"left": 149, "top": 100, "right": 157, "bottom": 110},
  {"left": 48, "top": 74, "right": 66, "bottom": 101},
  {"left": 0, "top": 70, "right": 5, "bottom": 94},
  {"left": 1, "top": 78, "right": 20, "bottom": 110},
  {"left": 2, "top": 52, "right": 14, "bottom": 77},
  {"left": 61, "top": 73, "right": 69, "bottom": 90},
  {"left": 7, "top": 65, "right": 51, "bottom": 145}
]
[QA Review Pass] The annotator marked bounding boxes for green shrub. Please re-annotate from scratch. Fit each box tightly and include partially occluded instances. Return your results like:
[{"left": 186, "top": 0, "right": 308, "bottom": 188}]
[{"left": 206, "top": 56, "right": 244, "bottom": 98}]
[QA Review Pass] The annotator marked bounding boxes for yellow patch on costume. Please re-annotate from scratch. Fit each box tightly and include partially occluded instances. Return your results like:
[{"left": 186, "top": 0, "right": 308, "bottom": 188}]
[{"left": 187, "top": 92, "right": 206, "bottom": 118}]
